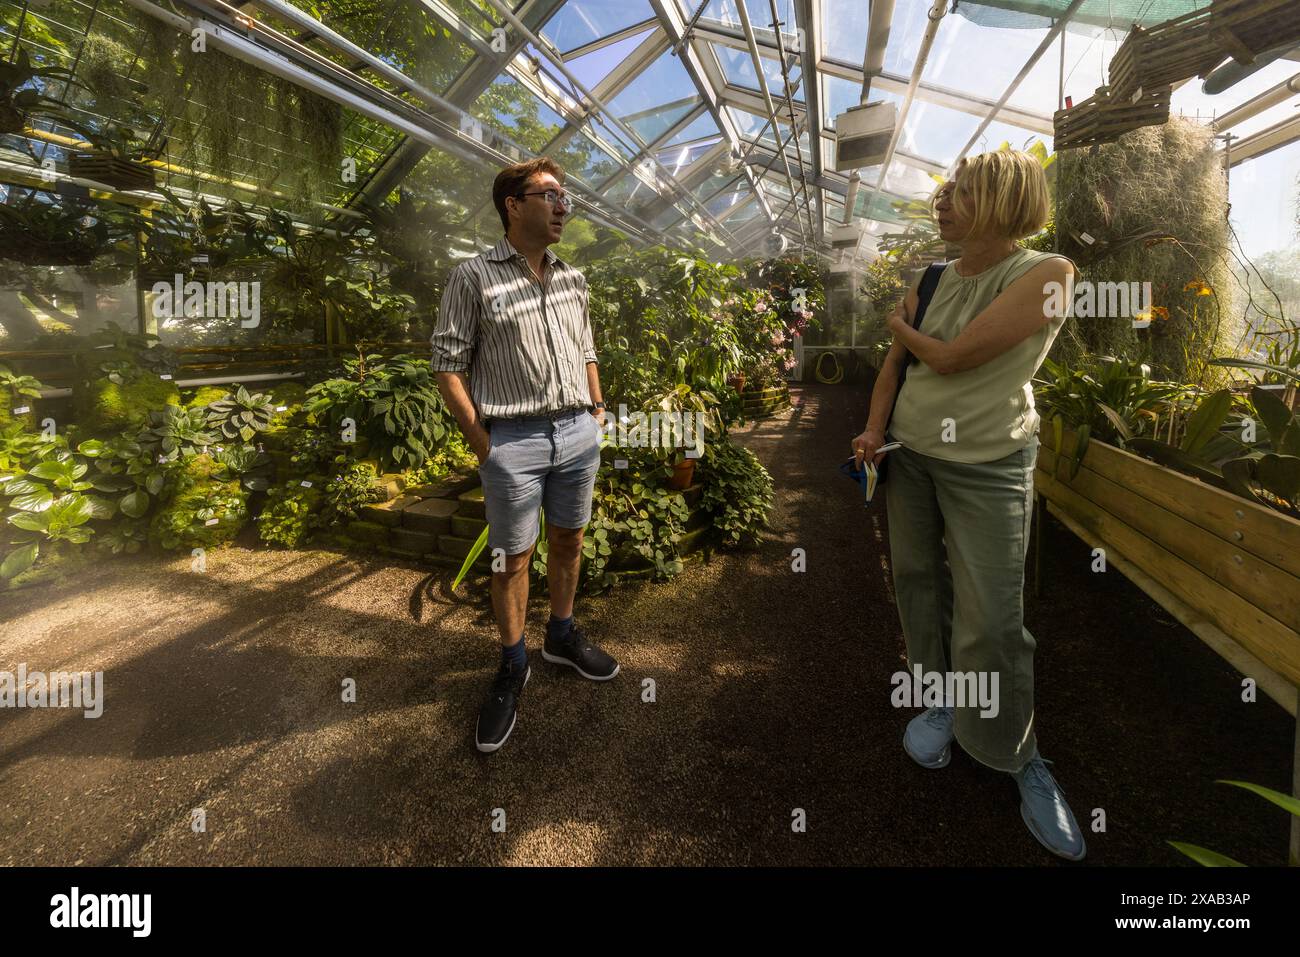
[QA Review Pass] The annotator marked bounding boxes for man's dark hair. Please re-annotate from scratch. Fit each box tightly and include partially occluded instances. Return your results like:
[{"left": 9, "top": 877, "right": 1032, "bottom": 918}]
[{"left": 492, "top": 157, "right": 565, "bottom": 232}]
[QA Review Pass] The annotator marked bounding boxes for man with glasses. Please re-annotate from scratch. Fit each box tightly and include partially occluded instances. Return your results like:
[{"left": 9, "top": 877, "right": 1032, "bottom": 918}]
[{"left": 431, "top": 157, "right": 618, "bottom": 754}]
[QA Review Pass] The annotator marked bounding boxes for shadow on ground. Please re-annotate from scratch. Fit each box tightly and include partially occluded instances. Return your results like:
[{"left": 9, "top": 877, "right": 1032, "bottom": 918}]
[{"left": 0, "top": 382, "right": 1292, "bottom": 865}]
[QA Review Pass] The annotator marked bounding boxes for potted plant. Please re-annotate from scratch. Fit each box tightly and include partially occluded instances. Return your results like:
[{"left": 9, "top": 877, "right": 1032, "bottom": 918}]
[{"left": 646, "top": 384, "right": 718, "bottom": 491}]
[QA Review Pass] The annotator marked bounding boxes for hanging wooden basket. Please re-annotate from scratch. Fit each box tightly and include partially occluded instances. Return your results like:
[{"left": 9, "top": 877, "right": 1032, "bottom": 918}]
[
  {"left": 1108, "top": 0, "right": 1300, "bottom": 102},
  {"left": 67, "top": 153, "right": 157, "bottom": 192},
  {"left": 1053, "top": 84, "right": 1173, "bottom": 151}
]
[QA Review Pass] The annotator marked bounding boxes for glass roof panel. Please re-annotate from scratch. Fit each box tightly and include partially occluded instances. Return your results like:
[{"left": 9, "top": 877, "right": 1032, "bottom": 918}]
[
  {"left": 662, "top": 110, "right": 723, "bottom": 147},
  {"left": 705, "top": 180, "right": 752, "bottom": 216},
  {"left": 714, "top": 44, "right": 804, "bottom": 102},
  {"left": 657, "top": 140, "right": 723, "bottom": 175},
  {"left": 471, "top": 74, "right": 571, "bottom": 153},
  {"left": 540, "top": 0, "right": 655, "bottom": 53},
  {"left": 564, "top": 28, "right": 656, "bottom": 89},
  {"left": 606, "top": 51, "right": 701, "bottom": 143},
  {"left": 554, "top": 132, "right": 626, "bottom": 187},
  {"left": 689, "top": 0, "right": 801, "bottom": 39}
]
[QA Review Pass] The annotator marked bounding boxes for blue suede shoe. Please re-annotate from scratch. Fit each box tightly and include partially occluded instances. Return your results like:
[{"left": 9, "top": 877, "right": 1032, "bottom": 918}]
[
  {"left": 1012, "top": 755, "right": 1087, "bottom": 861},
  {"left": 903, "top": 706, "right": 954, "bottom": 768}
]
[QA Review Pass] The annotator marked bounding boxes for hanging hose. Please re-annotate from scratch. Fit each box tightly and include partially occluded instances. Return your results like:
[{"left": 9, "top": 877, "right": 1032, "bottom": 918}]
[{"left": 813, "top": 351, "right": 844, "bottom": 384}]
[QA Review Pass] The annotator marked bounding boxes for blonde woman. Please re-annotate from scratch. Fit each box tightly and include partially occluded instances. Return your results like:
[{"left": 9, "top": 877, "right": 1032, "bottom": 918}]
[{"left": 852, "top": 150, "right": 1085, "bottom": 860}]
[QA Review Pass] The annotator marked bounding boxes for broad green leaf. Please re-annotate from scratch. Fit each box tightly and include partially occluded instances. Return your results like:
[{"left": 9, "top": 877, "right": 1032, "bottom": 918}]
[
  {"left": 1218, "top": 780, "right": 1300, "bottom": 818},
  {"left": 0, "top": 542, "right": 39, "bottom": 579},
  {"left": 1250, "top": 386, "right": 1294, "bottom": 451},
  {"left": 146, "top": 471, "right": 166, "bottom": 496},
  {"left": 1167, "top": 841, "right": 1245, "bottom": 867},
  {"left": 84, "top": 495, "right": 116, "bottom": 520},
  {"left": 1180, "top": 390, "right": 1233, "bottom": 454},
  {"left": 1256, "top": 454, "right": 1300, "bottom": 502},
  {"left": 10, "top": 487, "right": 54, "bottom": 512},
  {"left": 7, "top": 511, "right": 47, "bottom": 532},
  {"left": 119, "top": 489, "right": 150, "bottom": 518}
]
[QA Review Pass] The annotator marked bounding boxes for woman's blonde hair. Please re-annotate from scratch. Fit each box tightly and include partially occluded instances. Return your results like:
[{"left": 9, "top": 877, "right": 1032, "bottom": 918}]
[{"left": 938, "top": 149, "right": 1050, "bottom": 241}]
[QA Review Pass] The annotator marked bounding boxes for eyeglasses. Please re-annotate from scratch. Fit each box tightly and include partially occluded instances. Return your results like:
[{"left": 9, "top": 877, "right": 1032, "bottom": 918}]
[{"left": 516, "top": 189, "right": 573, "bottom": 211}]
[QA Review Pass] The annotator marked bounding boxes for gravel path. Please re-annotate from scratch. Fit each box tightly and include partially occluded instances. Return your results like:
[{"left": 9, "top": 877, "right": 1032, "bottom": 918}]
[{"left": 0, "top": 382, "right": 1292, "bottom": 865}]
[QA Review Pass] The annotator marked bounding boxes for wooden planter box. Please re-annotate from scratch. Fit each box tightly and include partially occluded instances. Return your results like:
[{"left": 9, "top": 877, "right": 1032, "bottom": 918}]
[
  {"left": 1108, "top": 0, "right": 1300, "bottom": 101},
  {"left": 68, "top": 153, "right": 157, "bottom": 192},
  {"left": 1053, "top": 84, "right": 1173, "bottom": 151},
  {"left": 1035, "top": 431, "right": 1300, "bottom": 685},
  {"left": 1035, "top": 430, "right": 1300, "bottom": 861}
]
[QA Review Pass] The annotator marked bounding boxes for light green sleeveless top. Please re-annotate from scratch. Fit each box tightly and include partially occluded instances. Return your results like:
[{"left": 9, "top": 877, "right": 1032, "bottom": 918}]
[{"left": 888, "top": 248, "right": 1073, "bottom": 464}]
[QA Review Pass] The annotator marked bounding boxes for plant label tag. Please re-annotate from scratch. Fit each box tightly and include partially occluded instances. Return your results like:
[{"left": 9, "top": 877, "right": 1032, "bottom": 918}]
[
  {"left": 300, "top": 480, "right": 313, "bottom": 488},
  {"left": 1080, "top": 232, "right": 1095, "bottom": 245},
  {"left": 614, "top": 458, "right": 628, "bottom": 469},
  {"left": 1130, "top": 87, "right": 1143, "bottom": 103},
  {"left": 204, "top": 518, "right": 219, "bottom": 526},
  {"left": 160, "top": 374, "right": 173, "bottom": 380},
  {"left": 276, "top": 406, "right": 287, "bottom": 412},
  {"left": 12, "top": 406, "right": 29, "bottom": 414}
]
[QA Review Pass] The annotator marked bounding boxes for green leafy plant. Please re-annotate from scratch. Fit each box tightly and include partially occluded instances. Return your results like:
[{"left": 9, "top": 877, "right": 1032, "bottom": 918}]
[
  {"left": 79, "top": 434, "right": 172, "bottom": 519},
  {"left": 258, "top": 480, "right": 322, "bottom": 548},
  {"left": 1128, "top": 385, "right": 1300, "bottom": 517},
  {"left": 0, "top": 47, "right": 77, "bottom": 134},
  {"left": 137, "top": 405, "right": 218, "bottom": 461},
  {"left": 148, "top": 454, "right": 249, "bottom": 550},
  {"left": 1170, "top": 780, "right": 1300, "bottom": 866},
  {"left": 0, "top": 452, "right": 114, "bottom": 579},
  {"left": 305, "top": 353, "right": 457, "bottom": 470},
  {"left": 698, "top": 439, "right": 773, "bottom": 548},
  {"left": 206, "top": 386, "right": 276, "bottom": 442},
  {"left": 1034, "top": 355, "right": 1187, "bottom": 477},
  {"left": 322, "top": 462, "right": 382, "bottom": 524}
]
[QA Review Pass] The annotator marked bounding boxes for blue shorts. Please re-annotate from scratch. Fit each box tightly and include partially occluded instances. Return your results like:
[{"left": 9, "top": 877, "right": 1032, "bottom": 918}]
[{"left": 477, "top": 408, "right": 602, "bottom": 555}]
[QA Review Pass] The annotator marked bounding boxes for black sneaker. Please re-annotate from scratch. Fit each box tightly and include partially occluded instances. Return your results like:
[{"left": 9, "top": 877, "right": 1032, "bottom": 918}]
[
  {"left": 475, "top": 662, "right": 530, "bottom": 753},
  {"left": 542, "top": 624, "right": 619, "bottom": 681}
]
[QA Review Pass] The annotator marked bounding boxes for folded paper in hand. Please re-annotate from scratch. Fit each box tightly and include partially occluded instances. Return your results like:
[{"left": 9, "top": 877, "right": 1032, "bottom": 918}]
[{"left": 840, "top": 442, "right": 902, "bottom": 505}]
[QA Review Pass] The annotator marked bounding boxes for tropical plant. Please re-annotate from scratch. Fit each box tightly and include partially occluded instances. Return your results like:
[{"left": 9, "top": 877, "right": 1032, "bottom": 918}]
[
  {"left": 78, "top": 434, "right": 172, "bottom": 519},
  {"left": 1127, "top": 385, "right": 1300, "bottom": 517},
  {"left": 136, "top": 405, "right": 218, "bottom": 461},
  {"left": 0, "top": 455, "right": 112, "bottom": 579},
  {"left": 1170, "top": 780, "right": 1300, "bottom": 866},
  {"left": 698, "top": 439, "right": 773, "bottom": 548},
  {"left": 1034, "top": 355, "right": 1187, "bottom": 476},
  {"left": 0, "top": 363, "right": 42, "bottom": 407},
  {"left": 0, "top": 47, "right": 77, "bottom": 134},
  {"left": 305, "top": 353, "right": 457, "bottom": 470},
  {"left": 322, "top": 461, "right": 383, "bottom": 524},
  {"left": 206, "top": 387, "right": 276, "bottom": 442},
  {"left": 258, "top": 481, "right": 322, "bottom": 548}
]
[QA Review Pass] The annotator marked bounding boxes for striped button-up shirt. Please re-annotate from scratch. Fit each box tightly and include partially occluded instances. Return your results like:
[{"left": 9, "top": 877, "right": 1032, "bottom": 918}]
[{"left": 431, "top": 236, "right": 598, "bottom": 419}]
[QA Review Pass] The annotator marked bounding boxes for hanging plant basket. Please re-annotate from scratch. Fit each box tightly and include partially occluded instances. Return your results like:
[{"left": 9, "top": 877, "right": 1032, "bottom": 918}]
[
  {"left": 1053, "top": 84, "right": 1173, "bottom": 152},
  {"left": 1108, "top": 0, "right": 1300, "bottom": 101},
  {"left": 68, "top": 152, "right": 157, "bottom": 192}
]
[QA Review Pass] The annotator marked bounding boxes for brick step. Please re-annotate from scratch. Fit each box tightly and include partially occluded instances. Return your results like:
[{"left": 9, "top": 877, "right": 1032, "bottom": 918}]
[
  {"left": 438, "top": 533, "right": 494, "bottom": 570},
  {"left": 451, "top": 513, "right": 487, "bottom": 539},
  {"left": 402, "top": 497, "right": 459, "bottom": 535},
  {"left": 457, "top": 486, "right": 486, "bottom": 520}
]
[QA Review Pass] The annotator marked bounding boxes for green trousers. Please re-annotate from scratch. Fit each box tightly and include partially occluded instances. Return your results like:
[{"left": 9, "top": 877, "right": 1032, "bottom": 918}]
[{"left": 884, "top": 435, "right": 1040, "bottom": 772}]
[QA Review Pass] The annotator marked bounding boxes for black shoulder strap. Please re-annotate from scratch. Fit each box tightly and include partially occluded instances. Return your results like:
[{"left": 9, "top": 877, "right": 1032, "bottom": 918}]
[{"left": 885, "top": 260, "right": 946, "bottom": 429}]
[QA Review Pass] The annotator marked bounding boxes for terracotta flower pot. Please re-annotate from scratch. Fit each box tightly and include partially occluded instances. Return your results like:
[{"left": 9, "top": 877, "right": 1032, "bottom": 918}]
[
  {"left": 668, "top": 457, "right": 695, "bottom": 490},
  {"left": 728, "top": 373, "right": 746, "bottom": 392}
]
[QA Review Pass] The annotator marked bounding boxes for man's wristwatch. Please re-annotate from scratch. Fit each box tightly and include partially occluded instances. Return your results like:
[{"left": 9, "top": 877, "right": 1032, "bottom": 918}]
[{"left": 593, "top": 401, "right": 606, "bottom": 411}]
